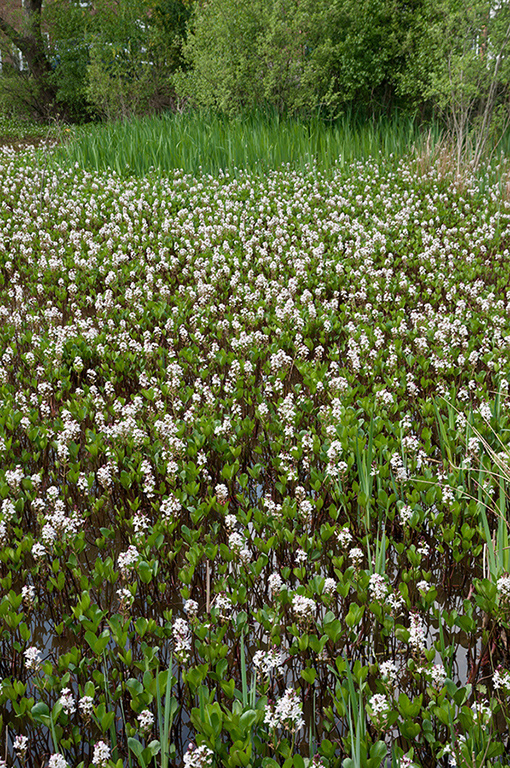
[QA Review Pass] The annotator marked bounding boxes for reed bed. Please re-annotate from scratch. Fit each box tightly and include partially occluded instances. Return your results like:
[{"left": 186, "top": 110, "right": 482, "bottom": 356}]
[{"left": 54, "top": 110, "right": 442, "bottom": 177}]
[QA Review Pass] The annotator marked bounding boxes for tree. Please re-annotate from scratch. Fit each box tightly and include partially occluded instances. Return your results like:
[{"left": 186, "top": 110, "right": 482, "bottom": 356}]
[
  {"left": 0, "top": 0, "right": 61, "bottom": 118},
  {"left": 84, "top": 0, "right": 189, "bottom": 120},
  {"left": 176, "top": 0, "right": 431, "bottom": 117},
  {"left": 175, "top": 0, "right": 269, "bottom": 114},
  {"left": 422, "top": 0, "right": 510, "bottom": 170}
]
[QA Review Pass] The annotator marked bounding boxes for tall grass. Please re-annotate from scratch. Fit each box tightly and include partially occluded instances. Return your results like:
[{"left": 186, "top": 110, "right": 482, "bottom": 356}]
[{"left": 53, "top": 109, "right": 442, "bottom": 177}]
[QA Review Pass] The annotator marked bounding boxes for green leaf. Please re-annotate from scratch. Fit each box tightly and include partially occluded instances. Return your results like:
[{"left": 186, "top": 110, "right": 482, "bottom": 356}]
[
  {"left": 301, "top": 668, "right": 317, "bottom": 685},
  {"left": 138, "top": 561, "right": 153, "bottom": 584},
  {"left": 345, "top": 604, "right": 364, "bottom": 627},
  {"left": 31, "top": 701, "right": 50, "bottom": 726},
  {"left": 239, "top": 709, "right": 257, "bottom": 730},
  {"left": 324, "top": 618, "right": 342, "bottom": 642},
  {"left": 128, "top": 737, "right": 143, "bottom": 759}
]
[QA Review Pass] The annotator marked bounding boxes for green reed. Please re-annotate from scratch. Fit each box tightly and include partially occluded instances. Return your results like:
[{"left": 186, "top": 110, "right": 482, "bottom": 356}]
[{"left": 53, "top": 109, "right": 441, "bottom": 177}]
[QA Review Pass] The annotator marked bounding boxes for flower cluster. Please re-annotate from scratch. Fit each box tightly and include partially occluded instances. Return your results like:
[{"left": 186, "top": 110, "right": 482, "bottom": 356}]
[
  {"left": 173, "top": 617, "right": 192, "bottom": 663},
  {"left": 497, "top": 575, "right": 510, "bottom": 601},
  {"left": 79, "top": 695, "right": 94, "bottom": 719},
  {"left": 137, "top": 709, "right": 155, "bottom": 733},
  {"left": 49, "top": 755, "right": 68, "bottom": 768},
  {"left": 184, "top": 599, "right": 199, "bottom": 618},
  {"left": 292, "top": 594, "right": 316, "bottom": 623},
  {"left": 408, "top": 614, "right": 426, "bottom": 654},
  {"left": 368, "top": 693, "right": 391, "bottom": 729},
  {"left": 264, "top": 687, "right": 305, "bottom": 732},
  {"left": 117, "top": 545, "right": 139, "bottom": 577},
  {"left": 14, "top": 735, "right": 29, "bottom": 757},
  {"left": 380, "top": 660, "right": 399, "bottom": 686},
  {"left": 59, "top": 687, "right": 76, "bottom": 715},
  {"left": 183, "top": 744, "right": 214, "bottom": 768},
  {"left": 253, "top": 647, "right": 286, "bottom": 677},
  {"left": 214, "top": 593, "right": 233, "bottom": 620},
  {"left": 369, "top": 573, "right": 388, "bottom": 602},
  {"left": 493, "top": 667, "right": 510, "bottom": 692},
  {"left": 24, "top": 646, "right": 42, "bottom": 670},
  {"left": 92, "top": 740, "right": 111, "bottom": 767}
]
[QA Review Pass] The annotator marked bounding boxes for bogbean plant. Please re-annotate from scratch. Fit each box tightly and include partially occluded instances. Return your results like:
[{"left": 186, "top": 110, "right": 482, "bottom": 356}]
[{"left": 0, "top": 143, "right": 510, "bottom": 768}]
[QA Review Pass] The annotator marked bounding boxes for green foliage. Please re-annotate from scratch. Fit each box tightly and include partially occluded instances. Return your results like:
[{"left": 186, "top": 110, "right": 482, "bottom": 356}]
[
  {"left": 176, "top": 0, "right": 268, "bottom": 113},
  {"left": 0, "top": 71, "right": 48, "bottom": 121},
  {"left": 0, "top": 112, "right": 54, "bottom": 140},
  {"left": 0, "top": 0, "right": 191, "bottom": 122},
  {"left": 298, "top": 0, "right": 430, "bottom": 115},
  {"left": 1, "top": 0, "right": 509, "bottom": 176},
  {"left": 176, "top": 0, "right": 434, "bottom": 116},
  {"left": 42, "top": 0, "right": 95, "bottom": 122},
  {"left": 84, "top": 0, "right": 177, "bottom": 120}
]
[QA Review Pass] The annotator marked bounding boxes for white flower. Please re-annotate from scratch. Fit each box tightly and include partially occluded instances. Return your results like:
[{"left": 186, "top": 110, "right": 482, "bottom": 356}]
[
  {"left": 116, "top": 587, "right": 134, "bottom": 607},
  {"left": 228, "top": 532, "right": 245, "bottom": 553},
  {"left": 97, "top": 462, "right": 114, "bottom": 490},
  {"left": 32, "top": 541, "right": 46, "bottom": 559},
  {"left": 408, "top": 614, "right": 426, "bottom": 653},
  {"left": 117, "top": 545, "right": 139, "bottom": 577},
  {"left": 337, "top": 527, "right": 353, "bottom": 548},
  {"left": 214, "top": 593, "right": 232, "bottom": 620},
  {"left": 5, "top": 466, "right": 23, "bottom": 491},
  {"left": 292, "top": 594, "right": 316, "bottom": 622},
  {"left": 386, "top": 592, "right": 404, "bottom": 613},
  {"left": 253, "top": 647, "right": 286, "bottom": 677},
  {"left": 479, "top": 402, "right": 492, "bottom": 421},
  {"left": 429, "top": 664, "right": 446, "bottom": 689},
  {"left": 295, "top": 548, "right": 307, "bottom": 565},
  {"left": 497, "top": 575, "right": 510, "bottom": 600},
  {"left": 215, "top": 484, "right": 229, "bottom": 504},
  {"left": 1, "top": 498, "right": 16, "bottom": 519},
  {"left": 349, "top": 547, "right": 364, "bottom": 566},
  {"left": 323, "top": 577, "right": 336, "bottom": 594},
  {"left": 399, "top": 504, "right": 413, "bottom": 525},
  {"left": 264, "top": 687, "right": 304, "bottom": 732},
  {"left": 160, "top": 494, "right": 181, "bottom": 520},
  {"left": 369, "top": 573, "right": 388, "bottom": 601},
  {"left": 183, "top": 743, "right": 214, "bottom": 768},
  {"left": 24, "top": 646, "right": 42, "bottom": 670},
  {"left": 184, "top": 599, "right": 199, "bottom": 618},
  {"left": 493, "top": 668, "right": 510, "bottom": 692},
  {"left": 49, "top": 754, "right": 68, "bottom": 768},
  {"left": 59, "top": 687, "right": 76, "bottom": 715},
  {"left": 239, "top": 547, "right": 251, "bottom": 564},
  {"left": 21, "top": 585, "right": 35, "bottom": 608},
  {"left": 472, "top": 699, "right": 491, "bottom": 730},
  {"left": 137, "top": 709, "right": 154, "bottom": 732},
  {"left": 368, "top": 693, "right": 390, "bottom": 727},
  {"left": 73, "top": 356, "right": 84, "bottom": 373},
  {"left": 380, "top": 660, "right": 398, "bottom": 684},
  {"left": 92, "top": 740, "right": 111, "bottom": 766},
  {"left": 173, "top": 618, "right": 192, "bottom": 661},
  {"left": 132, "top": 513, "right": 150, "bottom": 535},
  {"left": 79, "top": 695, "right": 94, "bottom": 718},
  {"left": 268, "top": 573, "right": 284, "bottom": 594},
  {"left": 14, "top": 735, "right": 28, "bottom": 755}
]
